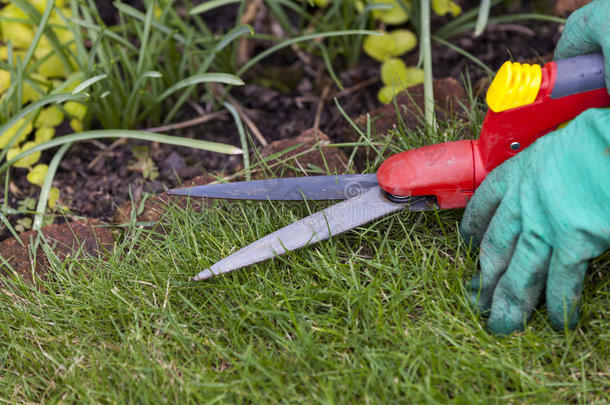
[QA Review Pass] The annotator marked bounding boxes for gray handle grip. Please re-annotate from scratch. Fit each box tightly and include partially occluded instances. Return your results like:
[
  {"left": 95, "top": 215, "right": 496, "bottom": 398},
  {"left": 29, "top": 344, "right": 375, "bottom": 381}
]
[{"left": 551, "top": 53, "right": 606, "bottom": 99}]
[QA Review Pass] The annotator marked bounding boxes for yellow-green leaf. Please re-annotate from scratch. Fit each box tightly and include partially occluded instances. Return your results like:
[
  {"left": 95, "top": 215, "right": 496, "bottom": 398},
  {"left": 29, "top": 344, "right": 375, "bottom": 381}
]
[
  {"left": 9, "top": 141, "right": 41, "bottom": 168},
  {"left": 0, "top": 70, "right": 10, "bottom": 94},
  {"left": 432, "top": 0, "right": 461, "bottom": 17},
  {"left": 381, "top": 58, "right": 409, "bottom": 86},
  {"left": 35, "top": 106, "right": 64, "bottom": 128},
  {"left": 363, "top": 30, "right": 417, "bottom": 62},
  {"left": 0, "top": 118, "right": 32, "bottom": 148},
  {"left": 378, "top": 61, "right": 424, "bottom": 104},
  {"left": 70, "top": 119, "right": 83, "bottom": 133},
  {"left": 0, "top": 5, "right": 34, "bottom": 49},
  {"left": 390, "top": 30, "right": 417, "bottom": 56},
  {"left": 371, "top": 0, "right": 409, "bottom": 25},
  {"left": 35, "top": 126, "right": 55, "bottom": 143},
  {"left": 32, "top": 0, "right": 67, "bottom": 13},
  {"left": 48, "top": 187, "right": 60, "bottom": 208},
  {"left": 27, "top": 163, "right": 49, "bottom": 186},
  {"left": 23, "top": 86, "right": 42, "bottom": 104},
  {"left": 363, "top": 32, "right": 396, "bottom": 62},
  {"left": 65, "top": 101, "right": 87, "bottom": 120},
  {"left": 378, "top": 85, "right": 398, "bottom": 104}
]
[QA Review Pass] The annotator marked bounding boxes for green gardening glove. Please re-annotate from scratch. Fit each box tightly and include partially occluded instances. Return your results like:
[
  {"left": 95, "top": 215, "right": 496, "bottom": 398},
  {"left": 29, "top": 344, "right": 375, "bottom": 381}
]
[
  {"left": 460, "top": 108, "right": 610, "bottom": 335},
  {"left": 554, "top": 0, "right": 610, "bottom": 92}
]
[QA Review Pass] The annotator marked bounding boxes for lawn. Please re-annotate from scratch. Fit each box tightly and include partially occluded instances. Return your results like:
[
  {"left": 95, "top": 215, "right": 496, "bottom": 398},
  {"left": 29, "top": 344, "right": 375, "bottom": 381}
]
[{"left": 1, "top": 117, "right": 608, "bottom": 402}]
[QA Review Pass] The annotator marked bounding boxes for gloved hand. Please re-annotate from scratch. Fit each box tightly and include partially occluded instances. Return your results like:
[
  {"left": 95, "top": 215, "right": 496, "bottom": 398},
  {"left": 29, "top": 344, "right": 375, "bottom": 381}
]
[
  {"left": 554, "top": 0, "right": 610, "bottom": 92},
  {"left": 460, "top": 108, "right": 610, "bottom": 335}
]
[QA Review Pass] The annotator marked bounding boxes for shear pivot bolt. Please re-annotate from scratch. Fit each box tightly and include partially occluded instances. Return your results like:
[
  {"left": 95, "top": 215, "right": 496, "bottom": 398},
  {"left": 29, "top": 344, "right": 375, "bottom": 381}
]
[{"left": 510, "top": 142, "right": 521, "bottom": 151}]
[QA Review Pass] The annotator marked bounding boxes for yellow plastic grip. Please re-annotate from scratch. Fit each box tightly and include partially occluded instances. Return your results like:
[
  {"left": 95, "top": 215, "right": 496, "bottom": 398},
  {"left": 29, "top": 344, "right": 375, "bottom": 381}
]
[{"left": 486, "top": 61, "right": 542, "bottom": 113}]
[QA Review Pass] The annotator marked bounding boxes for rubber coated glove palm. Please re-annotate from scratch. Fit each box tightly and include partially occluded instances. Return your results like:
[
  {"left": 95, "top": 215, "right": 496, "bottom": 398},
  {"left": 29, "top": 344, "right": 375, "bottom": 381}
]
[
  {"left": 460, "top": 109, "right": 610, "bottom": 335},
  {"left": 554, "top": 0, "right": 610, "bottom": 92}
]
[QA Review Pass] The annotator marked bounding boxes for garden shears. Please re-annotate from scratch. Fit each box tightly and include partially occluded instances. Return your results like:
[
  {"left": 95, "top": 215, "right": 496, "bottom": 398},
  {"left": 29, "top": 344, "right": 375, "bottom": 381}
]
[{"left": 169, "top": 53, "right": 610, "bottom": 281}]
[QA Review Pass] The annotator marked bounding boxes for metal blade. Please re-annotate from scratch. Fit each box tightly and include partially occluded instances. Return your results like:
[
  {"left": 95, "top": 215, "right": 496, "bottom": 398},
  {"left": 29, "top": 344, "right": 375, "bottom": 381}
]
[
  {"left": 167, "top": 174, "right": 379, "bottom": 201},
  {"left": 193, "top": 187, "right": 435, "bottom": 281}
]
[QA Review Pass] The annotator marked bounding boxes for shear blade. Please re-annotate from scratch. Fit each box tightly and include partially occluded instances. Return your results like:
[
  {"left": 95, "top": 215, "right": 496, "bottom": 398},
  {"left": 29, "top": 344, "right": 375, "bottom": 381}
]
[
  {"left": 167, "top": 174, "right": 379, "bottom": 201},
  {"left": 194, "top": 187, "right": 432, "bottom": 281}
]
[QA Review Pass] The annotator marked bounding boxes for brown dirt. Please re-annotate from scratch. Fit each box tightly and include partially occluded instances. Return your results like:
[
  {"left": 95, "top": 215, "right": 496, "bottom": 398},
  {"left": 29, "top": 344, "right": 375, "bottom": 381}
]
[{"left": 0, "top": 219, "right": 115, "bottom": 284}]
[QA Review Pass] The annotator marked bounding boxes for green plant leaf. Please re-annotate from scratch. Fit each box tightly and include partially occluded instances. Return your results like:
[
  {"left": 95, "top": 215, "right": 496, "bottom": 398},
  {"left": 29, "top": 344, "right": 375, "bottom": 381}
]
[
  {"left": 0, "top": 129, "right": 242, "bottom": 176},
  {"left": 371, "top": 0, "right": 410, "bottom": 25},
  {"left": 237, "top": 30, "right": 378, "bottom": 76},
  {"left": 0, "top": 93, "right": 85, "bottom": 162},
  {"left": 112, "top": 1, "right": 186, "bottom": 43},
  {"left": 156, "top": 73, "right": 244, "bottom": 103},
  {"left": 432, "top": 0, "right": 462, "bottom": 17},
  {"left": 432, "top": 36, "right": 493, "bottom": 75},
  {"left": 33, "top": 143, "right": 70, "bottom": 231},
  {"left": 420, "top": 0, "right": 435, "bottom": 132},
  {"left": 474, "top": 0, "right": 491, "bottom": 36},
  {"left": 72, "top": 74, "right": 107, "bottom": 94},
  {"left": 223, "top": 102, "right": 250, "bottom": 181},
  {"left": 215, "top": 24, "right": 254, "bottom": 53},
  {"left": 189, "top": 0, "right": 242, "bottom": 15}
]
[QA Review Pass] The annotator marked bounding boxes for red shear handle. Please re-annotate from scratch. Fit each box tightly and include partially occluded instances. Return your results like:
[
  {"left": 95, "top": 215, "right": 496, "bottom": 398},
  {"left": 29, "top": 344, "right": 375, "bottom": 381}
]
[
  {"left": 477, "top": 53, "right": 610, "bottom": 176},
  {"left": 377, "top": 53, "right": 610, "bottom": 209},
  {"left": 377, "top": 140, "right": 481, "bottom": 209}
]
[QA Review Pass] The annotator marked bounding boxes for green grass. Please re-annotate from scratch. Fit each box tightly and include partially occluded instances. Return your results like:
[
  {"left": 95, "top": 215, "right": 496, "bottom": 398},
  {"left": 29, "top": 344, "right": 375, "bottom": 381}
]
[
  {"left": 0, "top": 1, "right": 606, "bottom": 402},
  {"left": 0, "top": 113, "right": 608, "bottom": 403}
]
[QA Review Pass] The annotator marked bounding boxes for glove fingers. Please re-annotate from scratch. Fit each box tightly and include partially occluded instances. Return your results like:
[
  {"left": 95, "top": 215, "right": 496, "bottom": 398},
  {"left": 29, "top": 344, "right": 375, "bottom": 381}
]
[
  {"left": 486, "top": 231, "right": 551, "bottom": 336},
  {"left": 546, "top": 250, "right": 589, "bottom": 331},
  {"left": 460, "top": 162, "right": 516, "bottom": 248},
  {"left": 553, "top": 4, "right": 602, "bottom": 59},
  {"left": 553, "top": 1, "right": 610, "bottom": 92},
  {"left": 466, "top": 197, "right": 521, "bottom": 314}
]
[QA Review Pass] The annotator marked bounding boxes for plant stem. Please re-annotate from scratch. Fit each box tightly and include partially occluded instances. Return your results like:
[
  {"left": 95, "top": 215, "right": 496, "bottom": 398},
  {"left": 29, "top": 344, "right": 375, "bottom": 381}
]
[{"left": 420, "top": 0, "right": 435, "bottom": 134}]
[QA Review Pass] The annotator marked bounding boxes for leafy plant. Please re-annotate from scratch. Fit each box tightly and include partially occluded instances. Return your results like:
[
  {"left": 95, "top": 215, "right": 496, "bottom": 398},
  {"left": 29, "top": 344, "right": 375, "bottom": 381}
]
[
  {"left": 128, "top": 146, "right": 160, "bottom": 181},
  {"left": 0, "top": 0, "right": 248, "bottom": 230}
]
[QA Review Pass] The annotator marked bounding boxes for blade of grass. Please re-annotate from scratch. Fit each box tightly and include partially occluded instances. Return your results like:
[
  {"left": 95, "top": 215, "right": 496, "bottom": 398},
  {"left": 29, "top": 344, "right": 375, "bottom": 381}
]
[
  {"left": 162, "top": 24, "right": 253, "bottom": 124},
  {"left": 124, "top": 71, "right": 163, "bottom": 126},
  {"left": 317, "top": 43, "right": 343, "bottom": 91},
  {"left": 432, "top": 36, "right": 493, "bottom": 76},
  {"left": 72, "top": 74, "right": 108, "bottom": 95},
  {"left": 420, "top": 0, "right": 435, "bottom": 133},
  {"left": 433, "top": 0, "right": 502, "bottom": 39},
  {"left": 0, "top": 129, "right": 242, "bottom": 176},
  {"left": 189, "top": 0, "right": 242, "bottom": 15},
  {"left": 223, "top": 102, "right": 250, "bottom": 181},
  {"left": 32, "top": 143, "right": 72, "bottom": 231},
  {"left": 264, "top": 0, "right": 296, "bottom": 35},
  {"left": 488, "top": 14, "right": 566, "bottom": 24},
  {"left": 1, "top": 168, "right": 24, "bottom": 246},
  {"left": 474, "top": 0, "right": 492, "bottom": 36},
  {"left": 69, "top": 18, "right": 139, "bottom": 52},
  {"left": 237, "top": 30, "right": 378, "bottom": 77},
  {"left": 156, "top": 73, "right": 244, "bottom": 103},
  {"left": 136, "top": 1, "right": 155, "bottom": 75},
  {"left": 113, "top": 1, "right": 186, "bottom": 43},
  {"left": 436, "top": 12, "right": 565, "bottom": 39},
  {"left": 19, "top": 0, "right": 54, "bottom": 73},
  {"left": 266, "top": 0, "right": 318, "bottom": 23},
  {"left": 53, "top": 7, "right": 86, "bottom": 70},
  {"left": 0, "top": 212, "right": 23, "bottom": 246}
]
